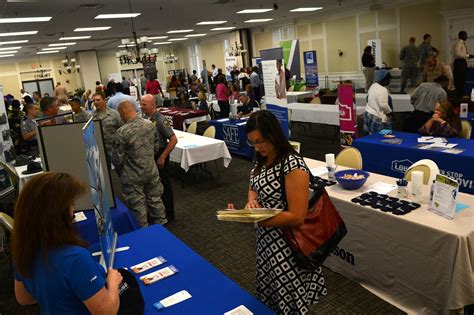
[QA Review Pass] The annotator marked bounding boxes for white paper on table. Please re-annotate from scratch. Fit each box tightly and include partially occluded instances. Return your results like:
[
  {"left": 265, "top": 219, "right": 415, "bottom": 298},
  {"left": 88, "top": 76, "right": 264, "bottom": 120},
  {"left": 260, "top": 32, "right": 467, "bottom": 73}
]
[
  {"left": 417, "top": 137, "right": 447, "bottom": 143},
  {"left": 73, "top": 211, "right": 87, "bottom": 223},
  {"left": 420, "top": 143, "right": 458, "bottom": 150},
  {"left": 216, "top": 118, "right": 229, "bottom": 122},
  {"left": 429, "top": 174, "right": 459, "bottom": 220},
  {"left": 443, "top": 148, "right": 464, "bottom": 154},
  {"left": 364, "top": 182, "right": 397, "bottom": 194},
  {"left": 224, "top": 305, "right": 254, "bottom": 315},
  {"left": 310, "top": 166, "right": 328, "bottom": 177},
  {"left": 236, "top": 122, "right": 247, "bottom": 126}
]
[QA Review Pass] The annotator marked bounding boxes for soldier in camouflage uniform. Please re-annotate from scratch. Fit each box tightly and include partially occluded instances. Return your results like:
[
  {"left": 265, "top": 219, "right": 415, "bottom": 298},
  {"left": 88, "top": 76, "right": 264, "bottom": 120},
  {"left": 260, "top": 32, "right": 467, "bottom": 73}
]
[
  {"left": 70, "top": 97, "right": 92, "bottom": 123},
  {"left": 91, "top": 92, "right": 123, "bottom": 159},
  {"left": 111, "top": 100, "right": 167, "bottom": 227}
]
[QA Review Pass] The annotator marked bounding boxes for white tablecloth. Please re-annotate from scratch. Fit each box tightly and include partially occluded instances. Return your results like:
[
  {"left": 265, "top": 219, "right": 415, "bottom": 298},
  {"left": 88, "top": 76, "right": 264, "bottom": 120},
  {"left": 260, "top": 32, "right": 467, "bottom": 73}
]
[
  {"left": 356, "top": 93, "right": 413, "bottom": 113},
  {"left": 170, "top": 130, "right": 232, "bottom": 172},
  {"left": 304, "top": 158, "right": 474, "bottom": 314},
  {"left": 285, "top": 103, "right": 365, "bottom": 126},
  {"left": 286, "top": 91, "right": 313, "bottom": 103},
  {"left": 13, "top": 158, "right": 43, "bottom": 191},
  {"left": 209, "top": 100, "right": 239, "bottom": 116}
]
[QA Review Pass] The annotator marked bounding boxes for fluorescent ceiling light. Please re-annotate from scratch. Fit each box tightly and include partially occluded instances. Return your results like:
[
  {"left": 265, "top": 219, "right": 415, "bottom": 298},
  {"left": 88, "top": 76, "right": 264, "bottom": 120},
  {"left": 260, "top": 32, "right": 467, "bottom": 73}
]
[
  {"left": 0, "top": 50, "right": 17, "bottom": 54},
  {"left": 148, "top": 36, "right": 168, "bottom": 39},
  {"left": 117, "top": 43, "right": 135, "bottom": 47},
  {"left": 196, "top": 21, "right": 227, "bottom": 25},
  {"left": 0, "top": 30, "right": 38, "bottom": 37},
  {"left": 0, "top": 46, "right": 21, "bottom": 51},
  {"left": 0, "top": 40, "right": 28, "bottom": 45},
  {"left": 167, "top": 29, "right": 193, "bottom": 34},
  {"left": 74, "top": 27, "right": 111, "bottom": 32},
  {"left": 49, "top": 42, "right": 76, "bottom": 46},
  {"left": 59, "top": 36, "right": 91, "bottom": 40},
  {"left": 95, "top": 13, "right": 141, "bottom": 19},
  {"left": 37, "top": 50, "right": 59, "bottom": 54},
  {"left": 290, "top": 7, "right": 323, "bottom": 12},
  {"left": 185, "top": 33, "right": 207, "bottom": 37},
  {"left": 237, "top": 9, "right": 272, "bottom": 14},
  {"left": 0, "top": 17, "right": 51, "bottom": 23},
  {"left": 153, "top": 42, "right": 172, "bottom": 45},
  {"left": 211, "top": 27, "right": 236, "bottom": 31},
  {"left": 0, "top": 54, "right": 14, "bottom": 57},
  {"left": 245, "top": 18, "right": 273, "bottom": 23},
  {"left": 168, "top": 38, "right": 188, "bottom": 41},
  {"left": 42, "top": 47, "right": 67, "bottom": 50}
]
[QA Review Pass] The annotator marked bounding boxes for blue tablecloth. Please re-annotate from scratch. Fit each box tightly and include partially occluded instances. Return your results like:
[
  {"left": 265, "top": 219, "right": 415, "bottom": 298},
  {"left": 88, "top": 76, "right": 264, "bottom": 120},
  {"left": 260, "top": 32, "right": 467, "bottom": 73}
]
[
  {"left": 75, "top": 198, "right": 139, "bottom": 244},
  {"left": 353, "top": 132, "right": 474, "bottom": 194},
  {"left": 208, "top": 118, "right": 254, "bottom": 159},
  {"left": 98, "top": 225, "right": 273, "bottom": 315}
]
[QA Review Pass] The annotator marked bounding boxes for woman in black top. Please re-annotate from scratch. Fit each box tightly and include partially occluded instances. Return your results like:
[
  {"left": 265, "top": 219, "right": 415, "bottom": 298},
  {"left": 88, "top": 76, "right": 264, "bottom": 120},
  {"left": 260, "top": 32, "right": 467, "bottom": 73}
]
[{"left": 362, "top": 46, "right": 376, "bottom": 92}]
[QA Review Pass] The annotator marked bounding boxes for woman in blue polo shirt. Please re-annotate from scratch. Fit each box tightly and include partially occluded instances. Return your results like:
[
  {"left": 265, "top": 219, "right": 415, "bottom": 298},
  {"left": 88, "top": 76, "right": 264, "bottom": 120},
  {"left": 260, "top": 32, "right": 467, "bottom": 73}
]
[{"left": 11, "top": 172, "right": 123, "bottom": 314}]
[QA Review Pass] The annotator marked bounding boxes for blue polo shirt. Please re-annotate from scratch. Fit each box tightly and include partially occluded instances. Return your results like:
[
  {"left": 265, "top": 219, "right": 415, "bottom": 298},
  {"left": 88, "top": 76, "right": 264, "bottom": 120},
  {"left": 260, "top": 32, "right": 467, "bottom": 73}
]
[{"left": 15, "top": 246, "right": 106, "bottom": 314}]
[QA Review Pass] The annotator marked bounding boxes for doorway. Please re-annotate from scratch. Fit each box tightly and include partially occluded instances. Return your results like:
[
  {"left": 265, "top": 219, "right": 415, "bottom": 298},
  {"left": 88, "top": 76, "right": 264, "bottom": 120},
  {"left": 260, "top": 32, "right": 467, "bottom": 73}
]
[{"left": 22, "top": 79, "right": 54, "bottom": 98}]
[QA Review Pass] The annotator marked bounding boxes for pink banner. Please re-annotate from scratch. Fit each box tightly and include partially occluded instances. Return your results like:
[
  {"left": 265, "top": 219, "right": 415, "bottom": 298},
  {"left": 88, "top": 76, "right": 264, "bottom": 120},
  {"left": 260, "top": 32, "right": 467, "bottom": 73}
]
[{"left": 338, "top": 84, "right": 358, "bottom": 147}]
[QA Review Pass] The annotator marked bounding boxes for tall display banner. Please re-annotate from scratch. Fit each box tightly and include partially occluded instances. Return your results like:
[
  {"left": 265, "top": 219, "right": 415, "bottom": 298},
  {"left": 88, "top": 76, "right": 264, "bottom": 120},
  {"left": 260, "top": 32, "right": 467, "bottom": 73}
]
[
  {"left": 266, "top": 104, "right": 290, "bottom": 139},
  {"left": 225, "top": 55, "right": 238, "bottom": 81},
  {"left": 83, "top": 119, "right": 117, "bottom": 269},
  {"left": 338, "top": 84, "right": 358, "bottom": 147},
  {"left": 367, "top": 39, "right": 382, "bottom": 68},
  {"left": 280, "top": 40, "right": 301, "bottom": 80},
  {"left": 303, "top": 51, "right": 319, "bottom": 87},
  {"left": 262, "top": 59, "right": 287, "bottom": 106},
  {"left": 0, "top": 86, "right": 16, "bottom": 164}
]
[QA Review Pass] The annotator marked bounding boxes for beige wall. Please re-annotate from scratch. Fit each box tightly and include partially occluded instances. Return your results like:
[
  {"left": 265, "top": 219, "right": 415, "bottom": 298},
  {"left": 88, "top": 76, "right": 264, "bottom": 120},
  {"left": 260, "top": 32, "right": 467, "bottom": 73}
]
[
  {"left": 97, "top": 50, "right": 120, "bottom": 85},
  {"left": 326, "top": 16, "right": 358, "bottom": 73},
  {"left": 252, "top": 30, "right": 273, "bottom": 57},
  {"left": 200, "top": 40, "right": 225, "bottom": 70}
]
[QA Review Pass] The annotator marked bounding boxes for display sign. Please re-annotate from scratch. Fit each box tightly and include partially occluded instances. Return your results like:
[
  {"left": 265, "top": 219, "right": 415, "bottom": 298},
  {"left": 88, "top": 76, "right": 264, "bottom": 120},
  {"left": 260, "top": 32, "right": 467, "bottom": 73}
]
[
  {"left": 338, "top": 84, "right": 358, "bottom": 147},
  {"left": 83, "top": 119, "right": 117, "bottom": 269},
  {"left": 261, "top": 59, "right": 287, "bottom": 106},
  {"left": 0, "top": 86, "right": 16, "bottom": 164},
  {"left": 225, "top": 56, "right": 237, "bottom": 81},
  {"left": 429, "top": 174, "right": 460, "bottom": 220},
  {"left": 304, "top": 51, "right": 319, "bottom": 87},
  {"left": 266, "top": 104, "right": 289, "bottom": 139},
  {"left": 280, "top": 40, "right": 301, "bottom": 79},
  {"left": 367, "top": 39, "right": 382, "bottom": 68}
]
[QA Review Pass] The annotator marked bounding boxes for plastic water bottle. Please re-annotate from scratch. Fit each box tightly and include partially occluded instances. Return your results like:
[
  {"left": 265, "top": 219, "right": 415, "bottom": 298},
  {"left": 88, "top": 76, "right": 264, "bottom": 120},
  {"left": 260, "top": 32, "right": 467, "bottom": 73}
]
[{"left": 429, "top": 180, "right": 436, "bottom": 202}]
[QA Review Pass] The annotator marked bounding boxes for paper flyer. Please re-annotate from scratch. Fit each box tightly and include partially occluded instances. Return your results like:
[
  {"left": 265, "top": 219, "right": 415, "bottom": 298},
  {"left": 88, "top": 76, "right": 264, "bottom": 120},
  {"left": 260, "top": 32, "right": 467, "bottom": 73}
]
[{"left": 429, "top": 174, "right": 460, "bottom": 220}]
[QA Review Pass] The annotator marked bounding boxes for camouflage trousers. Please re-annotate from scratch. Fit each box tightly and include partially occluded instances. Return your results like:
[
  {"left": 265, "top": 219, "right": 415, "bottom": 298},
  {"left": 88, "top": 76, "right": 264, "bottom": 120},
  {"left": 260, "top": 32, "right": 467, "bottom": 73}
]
[{"left": 122, "top": 176, "right": 167, "bottom": 227}]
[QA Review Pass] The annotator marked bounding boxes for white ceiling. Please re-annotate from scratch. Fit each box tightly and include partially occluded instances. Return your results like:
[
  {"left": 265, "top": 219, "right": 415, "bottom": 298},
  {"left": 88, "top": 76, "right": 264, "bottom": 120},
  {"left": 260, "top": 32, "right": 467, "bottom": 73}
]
[{"left": 0, "top": 0, "right": 437, "bottom": 58}]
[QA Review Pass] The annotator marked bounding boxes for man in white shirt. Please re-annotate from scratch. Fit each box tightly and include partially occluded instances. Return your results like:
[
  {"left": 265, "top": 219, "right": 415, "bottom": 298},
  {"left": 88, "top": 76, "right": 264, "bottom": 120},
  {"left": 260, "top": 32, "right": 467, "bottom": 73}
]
[
  {"left": 453, "top": 31, "right": 473, "bottom": 97},
  {"left": 363, "top": 69, "right": 392, "bottom": 134},
  {"left": 211, "top": 64, "right": 218, "bottom": 79}
]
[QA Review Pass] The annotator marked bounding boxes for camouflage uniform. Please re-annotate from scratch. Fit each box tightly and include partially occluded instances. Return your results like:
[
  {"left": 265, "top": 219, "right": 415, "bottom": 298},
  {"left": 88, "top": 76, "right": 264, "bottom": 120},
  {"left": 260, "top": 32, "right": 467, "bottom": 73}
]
[
  {"left": 111, "top": 116, "right": 166, "bottom": 227},
  {"left": 92, "top": 107, "right": 123, "bottom": 158},
  {"left": 400, "top": 44, "right": 420, "bottom": 92},
  {"left": 73, "top": 110, "right": 92, "bottom": 123}
]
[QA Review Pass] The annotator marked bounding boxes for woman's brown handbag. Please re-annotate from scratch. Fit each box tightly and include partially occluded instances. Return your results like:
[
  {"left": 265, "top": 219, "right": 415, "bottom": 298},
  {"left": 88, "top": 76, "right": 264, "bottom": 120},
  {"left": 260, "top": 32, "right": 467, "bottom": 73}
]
[{"left": 279, "top": 160, "right": 347, "bottom": 269}]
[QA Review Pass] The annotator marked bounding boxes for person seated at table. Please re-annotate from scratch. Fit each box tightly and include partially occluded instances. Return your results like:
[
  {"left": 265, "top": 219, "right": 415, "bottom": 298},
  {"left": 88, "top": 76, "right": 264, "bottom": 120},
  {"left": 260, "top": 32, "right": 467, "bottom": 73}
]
[
  {"left": 70, "top": 97, "right": 92, "bottom": 123},
  {"left": 230, "top": 84, "right": 239, "bottom": 101},
  {"left": 237, "top": 94, "right": 259, "bottom": 116},
  {"left": 363, "top": 69, "right": 393, "bottom": 135},
  {"left": 175, "top": 91, "right": 193, "bottom": 109},
  {"left": 422, "top": 52, "right": 451, "bottom": 83},
  {"left": 245, "top": 84, "right": 256, "bottom": 102},
  {"left": 12, "top": 172, "right": 123, "bottom": 314},
  {"left": 418, "top": 100, "right": 461, "bottom": 137},
  {"left": 196, "top": 89, "right": 208, "bottom": 111}
]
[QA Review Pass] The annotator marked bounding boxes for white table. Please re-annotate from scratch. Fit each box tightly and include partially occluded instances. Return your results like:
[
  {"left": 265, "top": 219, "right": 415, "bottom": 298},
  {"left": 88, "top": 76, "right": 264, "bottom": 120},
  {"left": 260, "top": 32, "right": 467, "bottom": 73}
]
[
  {"left": 286, "top": 91, "right": 313, "bottom": 103},
  {"left": 170, "top": 130, "right": 232, "bottom": 172},
  {"left": 304, "top": 158, "right": 474, "bottom": 314},
  {"left": 285, "top": 103, "right": 365, "bottom": 126},
  {"left": 355, "top": 93, "right": 413, "bottom": 113},
  {"left": 209, "top": 100, "right": 240, "bottom": 116}
]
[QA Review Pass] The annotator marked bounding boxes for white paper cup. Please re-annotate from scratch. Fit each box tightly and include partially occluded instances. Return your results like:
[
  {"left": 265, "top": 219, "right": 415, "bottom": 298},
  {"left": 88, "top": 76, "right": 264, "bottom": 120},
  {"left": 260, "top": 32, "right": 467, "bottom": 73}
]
[{"left": 325, "top": 153, "right": 335, "bottom": 167}]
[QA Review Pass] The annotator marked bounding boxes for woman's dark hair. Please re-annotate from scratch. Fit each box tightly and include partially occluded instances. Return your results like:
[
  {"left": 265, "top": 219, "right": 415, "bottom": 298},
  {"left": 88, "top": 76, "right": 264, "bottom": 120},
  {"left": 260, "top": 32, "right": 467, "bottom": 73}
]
[
  {"left": 12, "top": 172, "right": 88, "bottom": 278},
  {"left": 11, "top": 99, "right": 21, "bottom": 108},
  {"left": 364, "top": 45, "right": 372, "bottom": 53},
  {"left": 246, "top": 110, "right": 296, "bottom": 174},
  {"left": 23, "top": 95, "right": 34, "bottom": 104},
  {"left": 438, "top": 100, "right": 461, "bottom": 131}
]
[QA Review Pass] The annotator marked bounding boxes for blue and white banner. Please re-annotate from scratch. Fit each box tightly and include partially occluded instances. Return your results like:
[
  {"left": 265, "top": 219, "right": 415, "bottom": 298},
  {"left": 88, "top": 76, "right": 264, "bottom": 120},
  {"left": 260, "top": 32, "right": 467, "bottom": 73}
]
[
  {"left": 303, "top": 51, "right": 319, "bottom": 87},
  {"left": 266, "top": 104, "right": 290, "bottom": 139}
]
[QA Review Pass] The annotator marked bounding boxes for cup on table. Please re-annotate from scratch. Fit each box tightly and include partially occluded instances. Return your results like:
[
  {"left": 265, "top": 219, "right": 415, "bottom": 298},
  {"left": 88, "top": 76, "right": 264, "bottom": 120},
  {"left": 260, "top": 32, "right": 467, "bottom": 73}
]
[
  {"left": 396, "top": 179, "right": 408, "bottom": 198},
  {"left": 325, "top": 153, "right": 336, "bottom": 181},
  {"left": 410, "top": 171, "right": 424, "bottom": 202}
]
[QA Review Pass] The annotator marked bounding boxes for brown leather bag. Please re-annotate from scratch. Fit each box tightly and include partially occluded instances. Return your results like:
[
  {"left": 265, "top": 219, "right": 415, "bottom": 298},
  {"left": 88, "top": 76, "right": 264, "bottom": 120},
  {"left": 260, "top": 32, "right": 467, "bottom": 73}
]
[{"left": 279, "top": 159, "right": 347, "bottom": 269}]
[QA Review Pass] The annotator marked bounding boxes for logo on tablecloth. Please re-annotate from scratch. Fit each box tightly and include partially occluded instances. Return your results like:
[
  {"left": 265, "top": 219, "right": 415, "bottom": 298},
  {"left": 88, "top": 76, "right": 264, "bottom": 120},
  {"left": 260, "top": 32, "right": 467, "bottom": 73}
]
[
  {"left": 391, "top": 159, "right": 413, "bottom": 173},
  {"left": 223, "top": 124, "right": 239, "bottom": 145}
]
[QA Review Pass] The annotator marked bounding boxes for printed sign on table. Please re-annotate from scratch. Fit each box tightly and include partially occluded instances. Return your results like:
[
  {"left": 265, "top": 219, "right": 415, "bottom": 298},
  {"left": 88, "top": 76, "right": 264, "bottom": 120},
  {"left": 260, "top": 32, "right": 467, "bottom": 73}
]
[
  {"left": 225, "top": 56, "right": 237, "bottom": 81},
  {"left": 367, "top": 39, "right": 382, "bottom": 68},
  {"left": 304, "top": 51, "right": 319, "bottom": 87},
  {"left": 338, "top": 84, "right": 358, "bottom": 147}
]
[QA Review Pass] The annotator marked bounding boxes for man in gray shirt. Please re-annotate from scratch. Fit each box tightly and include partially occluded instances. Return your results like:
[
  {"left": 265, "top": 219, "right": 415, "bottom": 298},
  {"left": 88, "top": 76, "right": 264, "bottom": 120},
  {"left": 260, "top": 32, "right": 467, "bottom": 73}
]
[
  {"left": 20, "top": 103, "right": 39, "bottom": 155},
  {"left": 250, "top": 66, "right": 261, "bottom": 103},
  {"left": 404, "top": 75, "right": 448, "bottom": 133},
  {"left": 141, "top": 94, "right": 178, "bottom": 222},
  {"left": 399, "top": 37, "right": 419, "bottom": 93}
]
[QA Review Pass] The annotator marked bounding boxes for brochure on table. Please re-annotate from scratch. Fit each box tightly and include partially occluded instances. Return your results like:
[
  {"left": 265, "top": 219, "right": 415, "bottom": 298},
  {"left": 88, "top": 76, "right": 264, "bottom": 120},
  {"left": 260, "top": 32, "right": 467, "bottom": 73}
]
[
  {"left": 429, "top": 174, "right": 460, "bottom": 220},
  {"left": 83, "top": 119, "right": 117, "bottom": 269}
]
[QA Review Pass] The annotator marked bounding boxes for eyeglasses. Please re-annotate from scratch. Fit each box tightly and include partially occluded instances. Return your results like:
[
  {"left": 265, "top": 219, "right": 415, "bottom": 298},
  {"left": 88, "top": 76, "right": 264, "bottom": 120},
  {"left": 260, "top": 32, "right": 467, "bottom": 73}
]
[{"left": 247, "top": 139, "right": 267, "bottom": 147}]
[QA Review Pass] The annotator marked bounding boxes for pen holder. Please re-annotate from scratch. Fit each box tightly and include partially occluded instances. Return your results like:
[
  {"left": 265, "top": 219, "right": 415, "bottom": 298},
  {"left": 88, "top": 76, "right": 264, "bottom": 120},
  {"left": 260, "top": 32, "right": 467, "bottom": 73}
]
[{"left": 327, "top": 166, "right": 336, "bottom": 181}]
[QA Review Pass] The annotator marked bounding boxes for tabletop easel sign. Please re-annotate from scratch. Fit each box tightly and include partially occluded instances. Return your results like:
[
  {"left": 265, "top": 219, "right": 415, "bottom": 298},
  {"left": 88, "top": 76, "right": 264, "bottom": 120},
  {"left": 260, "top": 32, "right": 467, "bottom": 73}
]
[{"left": 429, "top": 174, "right": 460, "bottom": 220}]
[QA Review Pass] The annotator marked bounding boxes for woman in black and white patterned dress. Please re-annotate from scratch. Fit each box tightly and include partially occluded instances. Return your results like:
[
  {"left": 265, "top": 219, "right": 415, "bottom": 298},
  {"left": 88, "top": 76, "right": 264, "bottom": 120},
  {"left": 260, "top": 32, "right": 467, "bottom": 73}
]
[{"left": 228, "top": 110, "right": 327, "bottom": 314}]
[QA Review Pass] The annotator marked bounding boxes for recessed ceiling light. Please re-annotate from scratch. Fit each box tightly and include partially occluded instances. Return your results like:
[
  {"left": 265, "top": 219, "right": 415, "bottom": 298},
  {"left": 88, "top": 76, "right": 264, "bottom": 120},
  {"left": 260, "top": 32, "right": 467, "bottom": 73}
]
[
  {"left": 211, "top": 27, "right": 236, "bottom": 31},
  {"left": 0, "top": 46, "right": 21, "bottom": 51},
  {"left": 0, "top": 40, "right": 28, "bottom": 45},
  {"left": 42, "top": 47, "right": 67, "bottom": 50},
  {"left": 59, "top": 36, "right": 91, "bottom": 40},
  {"left": 290, "top": 7, "right": 323, "bottom": 12},
  {"left": 74, "top": 27, "right": 111, "bottom": 32},
  {"left": 196, "top": 21, "right": 227, "bottom": 25},
  {"left": 37, "top": 50, "right": 59, "bottom": 54},
  {"left": 168, "top": 38, "right": 188, "bottom": 41},
  {"left": 0, "top": 54, "right": 14, "bottom": 57},
  {"left": 0, "top": 50, "right": 17, "bottom": 54},
  {"left": 167, "top": 29, "right": 193, "bottom": 34},
  {"left": 0, "top": 31, "right": 38, "bottom": 37},
  {"left": 0, "top": 17, "right": 51, "bottom": 23},
  {"left": 95, "top": 13, "right": 141, "bottom": 19},
  {"left": 245, "top": 18, "right": 273, "bottom": 23},
  {"left": 153, "top": 42, "right": 172, "bottom": 45},
  {"left": 237, "top": 9, "right": 272, "bottom": 14},
  {"left": 185, "top": 33, "right": 207, "bottom": 37},
  {"left": 148, "top": 36, "right": 168, "bottom": 39},
  {"left": 49, "top": 42, "right": 76, "bottom": 46}
]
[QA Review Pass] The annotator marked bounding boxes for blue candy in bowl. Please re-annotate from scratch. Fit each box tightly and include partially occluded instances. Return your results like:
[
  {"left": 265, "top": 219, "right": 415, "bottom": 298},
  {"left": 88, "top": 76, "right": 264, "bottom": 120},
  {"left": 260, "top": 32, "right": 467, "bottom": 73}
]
[{"left": 334, "top": 169, "right": 370, "bottom": 190}]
